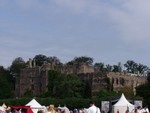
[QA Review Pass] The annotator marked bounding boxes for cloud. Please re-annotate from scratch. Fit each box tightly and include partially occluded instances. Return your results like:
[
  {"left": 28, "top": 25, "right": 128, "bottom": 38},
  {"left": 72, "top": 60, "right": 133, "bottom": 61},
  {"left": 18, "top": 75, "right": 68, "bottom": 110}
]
[
  {"left": 1, "top": 0, "right": 150, "bottom": 68},
  {"left": 1, "top": 0, "right": 150, "bottom": 44},
  {"left": 54, "top": 0, "right": 87, "bottom": 13},
  {"left": 108, "top": 0, "right": 150, "bottom": 45}
]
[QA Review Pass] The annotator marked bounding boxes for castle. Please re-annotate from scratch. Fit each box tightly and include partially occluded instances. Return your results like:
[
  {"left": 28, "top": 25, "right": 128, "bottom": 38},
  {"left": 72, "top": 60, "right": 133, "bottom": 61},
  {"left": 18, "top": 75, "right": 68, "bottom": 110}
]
[{"left": 15, "top": 59, "right": 147, "bottom": 97}]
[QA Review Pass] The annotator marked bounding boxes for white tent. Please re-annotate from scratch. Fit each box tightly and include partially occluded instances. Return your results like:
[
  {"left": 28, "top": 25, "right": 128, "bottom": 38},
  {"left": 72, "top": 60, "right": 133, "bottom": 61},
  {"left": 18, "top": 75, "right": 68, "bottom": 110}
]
[
  {"left": 26, "top": 99, "right": 45, "bottom": 113},
  {"left": 112, "top": 93, "right": 135, "bottom": 113}
]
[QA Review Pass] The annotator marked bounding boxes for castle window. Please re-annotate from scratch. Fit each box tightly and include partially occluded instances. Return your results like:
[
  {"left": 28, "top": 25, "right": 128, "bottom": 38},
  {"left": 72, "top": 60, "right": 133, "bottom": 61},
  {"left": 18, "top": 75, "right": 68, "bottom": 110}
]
[
  {"left": 31, "top": 84, "right": 34, "bottom": 90},
  {"left": 112, "top": 78, "right": 114, "bottom": 84},
  {"left": 116, "top": 78, "right": 118, "bottom": 85},
  {"left": 31, "top": 79, "right": 34, "bottom": 84},
  {"left": 120, "top": 78, "right": 125, "bottom": 86}
]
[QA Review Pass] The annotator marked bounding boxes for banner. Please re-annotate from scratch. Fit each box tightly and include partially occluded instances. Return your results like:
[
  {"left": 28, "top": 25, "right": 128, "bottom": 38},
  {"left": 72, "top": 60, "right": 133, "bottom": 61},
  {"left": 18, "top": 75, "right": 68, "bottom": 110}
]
[
  {"left": 134, "top": 100, "right": 142, "bottom": 108},
  {"left": 101, "top": 101, "right": 109, "bottom": 113}
]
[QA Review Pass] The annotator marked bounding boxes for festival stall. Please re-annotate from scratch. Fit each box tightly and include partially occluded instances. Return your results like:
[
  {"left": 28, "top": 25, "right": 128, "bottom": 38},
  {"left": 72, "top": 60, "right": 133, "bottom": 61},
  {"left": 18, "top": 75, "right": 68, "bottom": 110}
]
[
  {"left": 26, "top": 99, "right": 45, "bottom": 113},
  {"left": 112, "top": 93, "right": 135, "bottom": 113}
]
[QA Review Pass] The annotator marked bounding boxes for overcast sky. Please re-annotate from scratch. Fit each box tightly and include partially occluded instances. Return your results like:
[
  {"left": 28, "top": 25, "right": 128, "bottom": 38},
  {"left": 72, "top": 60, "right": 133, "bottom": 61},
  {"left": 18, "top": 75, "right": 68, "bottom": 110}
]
[{"left": 1, "top": 0, "right": 150, "bottom": 68}]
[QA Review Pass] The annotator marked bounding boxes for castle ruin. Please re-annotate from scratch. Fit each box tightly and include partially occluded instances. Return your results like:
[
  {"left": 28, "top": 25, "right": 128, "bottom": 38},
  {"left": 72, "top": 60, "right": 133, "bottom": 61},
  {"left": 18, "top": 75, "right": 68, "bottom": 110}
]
[{"left": 15, "top": 59, "right": 147, "bottom": 97}]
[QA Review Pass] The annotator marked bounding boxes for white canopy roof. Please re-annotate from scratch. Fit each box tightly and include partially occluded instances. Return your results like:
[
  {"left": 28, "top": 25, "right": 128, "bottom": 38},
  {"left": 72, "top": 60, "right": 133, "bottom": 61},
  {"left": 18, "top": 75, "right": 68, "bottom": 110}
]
[
  {"left": 26, "top": 99, "right": 46, "bottom": 113},
  {"left": 114, "top": 93, "right": 134, "bottom": 106},
  {"left": 26, "top": 99, "right": 42, "bottom": 108},
  {"left": 112, "top": 93, "right": 135, "bottom": 113}
]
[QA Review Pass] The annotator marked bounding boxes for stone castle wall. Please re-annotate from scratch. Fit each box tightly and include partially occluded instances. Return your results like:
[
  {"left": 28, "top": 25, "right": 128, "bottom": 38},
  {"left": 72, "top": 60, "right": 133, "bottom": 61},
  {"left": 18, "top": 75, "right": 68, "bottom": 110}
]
[
  {"left": 107, "top": 72, "right": 147, "bottom": 94},
  {"left": 19, "top": 67, "right": 42, "bottom": 97},
  {"left": 15, "top": 59, "right": 147, "bottom": 97}
]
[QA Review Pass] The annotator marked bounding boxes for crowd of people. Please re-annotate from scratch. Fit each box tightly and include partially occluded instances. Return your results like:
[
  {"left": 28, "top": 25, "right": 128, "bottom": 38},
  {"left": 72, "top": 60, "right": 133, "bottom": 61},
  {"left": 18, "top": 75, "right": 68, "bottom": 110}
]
[
  {"left": 43, "top": 101, "right": 101, "bottom": 113},
  {"left": 0, "top": 101, "right": 102, "bottom": 113},
  {"left": 38, "top": 103, "right": 150, "bottom": 113},
  {"left": 0, "top": 102, "right": 149, "bottom": 113}
]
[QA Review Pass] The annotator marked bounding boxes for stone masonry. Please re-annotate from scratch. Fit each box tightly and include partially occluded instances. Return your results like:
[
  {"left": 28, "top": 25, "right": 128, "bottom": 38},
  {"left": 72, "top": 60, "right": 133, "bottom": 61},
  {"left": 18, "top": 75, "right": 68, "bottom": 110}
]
[{"left": 15, "top": 59, "right": 147, "bottom": 97}]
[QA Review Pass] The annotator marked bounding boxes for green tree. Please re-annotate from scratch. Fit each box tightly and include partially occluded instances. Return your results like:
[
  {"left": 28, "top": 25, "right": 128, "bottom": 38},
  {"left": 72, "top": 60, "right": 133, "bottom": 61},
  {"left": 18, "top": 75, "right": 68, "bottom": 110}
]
[
  {"left": 136, "top": 73, "right": 150, "bottom": 106},
  {"left": 33, "top": 54, "right": 47, "bottom": 66},
  {"left": 67, "top": 56, "right": 93, "bottom": 65},
  {"left": 97, "top": 90, "right": 118, "bottom": 98},
  {"left": 94, "top": 63, "right": 105, "bottom": 72},
  {"left": 10, "top": 57, "right": 26, "bottom": 76},
  {"left": 124, "top": 60, "right": 137, "bottom": 73},
  {"left": 136, "top": 63, "right": 149, "bottom": 74},
  {"left": 47, "top": 56, "right": 62, "bottom": 65},
  {"left": 112, "top": 65, "right": 119, "bottom": 72},
  {"left": 83, "top": 80, "right": 92, "bottom": 98},
  {"left": 0, "top": 67, "right": 14, "bottom": 99},
  {"left": 48, "top": 70, "right": 84, "bottom": 98},
  {"left": 112, "top": 64, "right": 122, "bottom": 72},
  {"left": 47, "top": 69, "right": 59, "bottom": 95},
  {"left": 105, "top": 64, "right": 112, "bottom": 72}
]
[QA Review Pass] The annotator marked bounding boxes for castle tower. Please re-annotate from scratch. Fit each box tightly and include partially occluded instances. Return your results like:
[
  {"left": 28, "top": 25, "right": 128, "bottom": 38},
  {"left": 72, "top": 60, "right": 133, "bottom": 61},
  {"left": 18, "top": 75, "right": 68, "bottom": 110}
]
[
  {"left": 33, "top": 59, "right": 36, "bottom": 67},
  {"left": 29, "top": 58, "right": 32, "bottom": 68}
]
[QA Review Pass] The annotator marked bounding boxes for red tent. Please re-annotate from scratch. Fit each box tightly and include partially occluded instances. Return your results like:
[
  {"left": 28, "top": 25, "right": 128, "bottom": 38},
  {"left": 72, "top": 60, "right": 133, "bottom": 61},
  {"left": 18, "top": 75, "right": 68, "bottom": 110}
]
[{"left": 11, "top": 106, "right": 34, "bottom": 113}]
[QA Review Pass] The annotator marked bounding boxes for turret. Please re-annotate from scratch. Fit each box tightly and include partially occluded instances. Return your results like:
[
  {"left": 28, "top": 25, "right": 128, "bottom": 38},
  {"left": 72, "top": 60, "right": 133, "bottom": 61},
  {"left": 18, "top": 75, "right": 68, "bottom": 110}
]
[{"left": 29, "top": 58, "right": 32, "bottom": 68}]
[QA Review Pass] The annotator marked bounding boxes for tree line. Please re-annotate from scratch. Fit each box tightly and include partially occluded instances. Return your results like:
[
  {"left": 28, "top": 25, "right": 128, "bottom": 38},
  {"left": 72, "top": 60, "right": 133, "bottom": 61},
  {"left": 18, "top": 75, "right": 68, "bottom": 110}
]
[{"left": 9, "top": 54, "right": 150, "bottom": 76}]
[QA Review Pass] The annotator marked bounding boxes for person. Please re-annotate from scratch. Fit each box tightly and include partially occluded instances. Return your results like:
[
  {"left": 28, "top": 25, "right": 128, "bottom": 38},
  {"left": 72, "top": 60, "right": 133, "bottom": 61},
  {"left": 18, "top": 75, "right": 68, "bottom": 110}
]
[
  {"left": 57, "top": 106, "right": 70, "bottom": 113},
  {"left": 87, "top": 101, "right": 101, "bottom": 113},
  {"left": 136, "top": 106, "right": 142, "bottom": 113},
  {"left": 6, "top": 106, "right": 11, "bottom": 113},
  {"left": 47, "top": 105, "right": 56, "bottom": 113},
  {"left": 117, "top": 109, "right": 119, "bottom": 113},
  {"left": 38, "top": 110, "right": 43, "bottom": 113},
  {"left": 144, "top": 106, "right": 149, "bottom": 113},
  {"left": 140, "top": 106, "right": 149, "bottom": 113},
  {"left": 73, "top": 108, "right": 78, "bottom": 113}
]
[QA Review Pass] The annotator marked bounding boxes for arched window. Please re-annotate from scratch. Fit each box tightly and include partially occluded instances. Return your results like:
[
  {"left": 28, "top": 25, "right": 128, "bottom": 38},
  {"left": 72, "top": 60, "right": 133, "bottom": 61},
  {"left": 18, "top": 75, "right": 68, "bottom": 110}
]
[
  {"left": 116, "top": 78, "right": 118, "bottom": 85},
  {"left": 112, "top": 78, "right": 114, "bottom": 84},
  {"left": 120, "top": 78, "right": 125, "bottom": 86}
]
